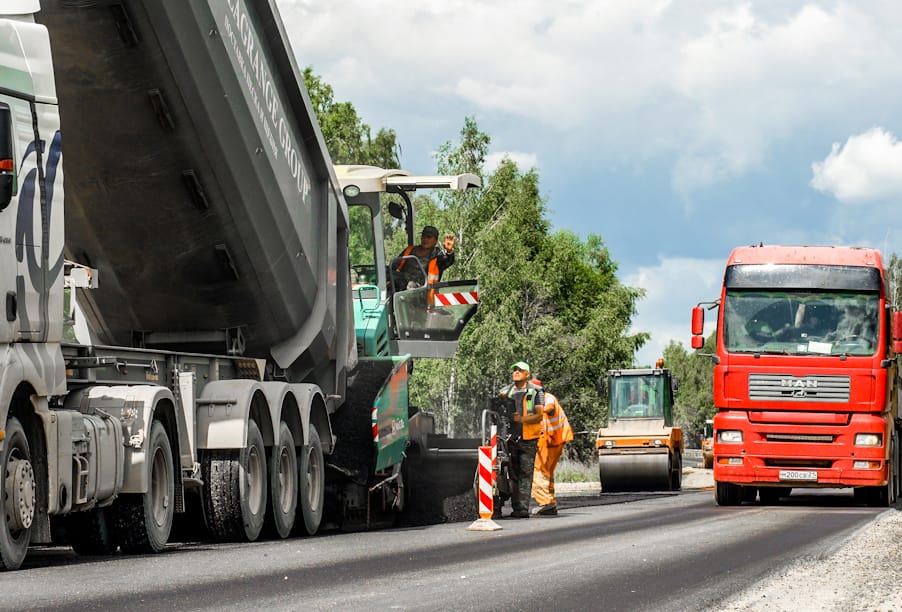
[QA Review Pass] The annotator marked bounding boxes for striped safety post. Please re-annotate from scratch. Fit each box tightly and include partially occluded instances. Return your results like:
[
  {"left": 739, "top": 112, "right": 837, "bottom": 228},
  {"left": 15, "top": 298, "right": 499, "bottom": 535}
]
[{"left": 477, "top": 445, "right": 494, "bottom": 519}]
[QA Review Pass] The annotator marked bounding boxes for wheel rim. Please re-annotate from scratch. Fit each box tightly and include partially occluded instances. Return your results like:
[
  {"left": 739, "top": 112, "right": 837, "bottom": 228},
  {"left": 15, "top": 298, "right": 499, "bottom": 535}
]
[
  {"left": 277, "top": 445, "right": 293, "bottom": 514},
  {"left": 247, "top": 444, "right": 264, "bottom": 515},
  {"left": 150, "top": 444, "right": 171, "bottom": 527},
  {"left": 5, "top": 451, "right": 35, "bottom": 533},
  {"left": 304, "top": 445, "right": 322, "bottom": 509}
]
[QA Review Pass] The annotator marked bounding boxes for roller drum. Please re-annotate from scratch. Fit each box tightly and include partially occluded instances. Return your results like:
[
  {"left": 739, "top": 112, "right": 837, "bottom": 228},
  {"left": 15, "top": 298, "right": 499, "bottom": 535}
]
[{"left": 598, "top": 452, "right": 671, "bottom": 492}]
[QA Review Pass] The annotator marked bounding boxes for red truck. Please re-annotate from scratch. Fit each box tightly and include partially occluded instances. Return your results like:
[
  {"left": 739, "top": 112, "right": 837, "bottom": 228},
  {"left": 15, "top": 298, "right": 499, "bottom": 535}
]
[{"left": 691, "top": 245, "right": 902, "bottom": 506}]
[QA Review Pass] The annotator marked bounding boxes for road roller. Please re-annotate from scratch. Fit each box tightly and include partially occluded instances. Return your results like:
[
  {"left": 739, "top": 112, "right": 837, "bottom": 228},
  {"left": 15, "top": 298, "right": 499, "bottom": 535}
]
[{"left": 596, "top": 360, "right": 683, "bottom": 492}]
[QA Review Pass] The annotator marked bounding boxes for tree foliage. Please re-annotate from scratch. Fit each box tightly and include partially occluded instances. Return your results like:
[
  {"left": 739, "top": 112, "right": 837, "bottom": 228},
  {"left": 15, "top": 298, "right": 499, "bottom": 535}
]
[
  {"left": 663, "top": 335, "right": 716, "bottom": 447},
  {"left": 302, "top": 67, "right": 400, "bottom": 168},
  {"left": 304, "top": 69, "right": 650, "bottom": 461}
]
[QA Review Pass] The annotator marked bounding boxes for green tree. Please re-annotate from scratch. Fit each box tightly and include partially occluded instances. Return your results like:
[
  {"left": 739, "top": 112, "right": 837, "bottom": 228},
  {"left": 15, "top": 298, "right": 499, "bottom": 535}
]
[
  {"left": 886, "top": 253, "right": 902, "bottom": 308},
  {"left": 663, "top": 335, "right": 716, "bottom": 447},
  {"left": 302, "top": 67, "right": 400, "bottom": 168},
  {"left": 408, "top": 119, "right": 647, "bottom": 460}
]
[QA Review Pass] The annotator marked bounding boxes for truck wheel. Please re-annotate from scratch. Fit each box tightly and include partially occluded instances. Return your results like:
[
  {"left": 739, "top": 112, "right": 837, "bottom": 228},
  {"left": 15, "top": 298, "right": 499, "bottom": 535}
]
[
  {"left": 202, "top": 420, "right": 267, "bottom": 541},
  {"left": 0, "top": 417, "right": 34, "bottom": 570},
  {"left": 115, "top": 420, "right": 174, "bottom": 553},
  {"left": 714, "top": 481, "right": 742, "bottom": 506},
  {"left": 266, "top": 422, "right": 298, "bottom": 539},
  {"left": 297, "top": 427, "right": 324, "bottom": 535},
  {"left": 65, "top": 507, "right": 118, "bottom": 556}
]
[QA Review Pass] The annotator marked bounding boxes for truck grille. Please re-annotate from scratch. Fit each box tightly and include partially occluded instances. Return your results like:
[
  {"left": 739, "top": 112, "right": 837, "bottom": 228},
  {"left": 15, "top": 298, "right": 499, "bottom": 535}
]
[
  {"left": 748, "top": 374, "right": 850, "bottom": 403},
  {"left": 766, "top": 433, "right": 835, "bottom": 443},
  {"left": 764, "top": 458, "right": 833, "bottom": 469}
]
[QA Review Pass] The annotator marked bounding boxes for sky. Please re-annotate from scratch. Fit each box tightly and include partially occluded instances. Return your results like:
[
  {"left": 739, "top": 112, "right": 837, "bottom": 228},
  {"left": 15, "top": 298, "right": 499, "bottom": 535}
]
[{"left": 275, "top": 0, "right": 902, "bottom": 367}]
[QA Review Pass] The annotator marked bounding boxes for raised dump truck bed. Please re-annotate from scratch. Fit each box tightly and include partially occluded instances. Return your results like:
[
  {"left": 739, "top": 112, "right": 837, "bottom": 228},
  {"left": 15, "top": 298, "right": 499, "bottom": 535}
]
[{"left": 37, "top": 0, "right": 351, "bottom": 386}]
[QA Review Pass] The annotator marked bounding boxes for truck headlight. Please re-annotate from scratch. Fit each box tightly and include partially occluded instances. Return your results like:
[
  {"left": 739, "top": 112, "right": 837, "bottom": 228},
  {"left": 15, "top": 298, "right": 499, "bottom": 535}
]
[
  {"left": 854, "top": 433, "right": 882, "bottom": 447},
  {"left": 718, "top": 430, "right": 743, "bottom": 443}
]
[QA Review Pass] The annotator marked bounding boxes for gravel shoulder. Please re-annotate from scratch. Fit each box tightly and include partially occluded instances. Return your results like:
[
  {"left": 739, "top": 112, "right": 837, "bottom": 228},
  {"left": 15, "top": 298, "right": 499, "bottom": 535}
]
[{"left": 719, "top": 507, "right": 902, "bottom": 611}]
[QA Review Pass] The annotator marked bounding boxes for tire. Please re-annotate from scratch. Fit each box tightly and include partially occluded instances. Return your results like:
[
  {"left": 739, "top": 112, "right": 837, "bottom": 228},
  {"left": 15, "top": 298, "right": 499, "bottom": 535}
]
[
  {"left": 0, "top": 417, "right": 34, "bottom": 570},
  {"left": 202, "top": 420, "right": 268, "bottom": 541},
  {"left": 714, "top": 481, "right": 742, "bottom": 506},
  {"left": 115, "top": 420, "right": 174, "bottom": 553},
  {"left": 65, "top": 507, "right": 118, "bottom": 556},
  {"left": 265, "top": 422, "right": 298, "bottom": 539},
  {"left": 297, "top": 427, "right": 325, "bottom": 535}
]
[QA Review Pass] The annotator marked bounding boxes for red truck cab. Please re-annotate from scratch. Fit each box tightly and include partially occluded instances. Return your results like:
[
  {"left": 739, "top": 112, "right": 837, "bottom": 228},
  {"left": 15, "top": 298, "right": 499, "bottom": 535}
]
[{"left": 691, "top": 245, "right": 901, "bottom": 506}]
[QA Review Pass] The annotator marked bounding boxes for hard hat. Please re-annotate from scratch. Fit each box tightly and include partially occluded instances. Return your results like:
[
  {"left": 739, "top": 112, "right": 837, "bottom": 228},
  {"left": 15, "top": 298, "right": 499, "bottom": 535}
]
[{"left": 511, "top": 361, "right": 530, "bottom": 372}]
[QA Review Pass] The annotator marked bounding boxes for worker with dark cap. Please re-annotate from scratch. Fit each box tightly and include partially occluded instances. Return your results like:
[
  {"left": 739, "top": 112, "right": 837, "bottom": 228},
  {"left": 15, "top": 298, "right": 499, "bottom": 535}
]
[
  {"left": 497, "top": 361, "right": 545, "bottom": 518},
  {"left": 392, "top": 225, "right": 455, "bottom": 290}
]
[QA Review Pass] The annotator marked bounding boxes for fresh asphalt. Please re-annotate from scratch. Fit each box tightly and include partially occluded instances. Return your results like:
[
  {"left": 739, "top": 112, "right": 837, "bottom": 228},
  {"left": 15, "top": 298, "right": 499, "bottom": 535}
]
[{"left": 4, "top": 488, "right": 891, "bottom": 611}]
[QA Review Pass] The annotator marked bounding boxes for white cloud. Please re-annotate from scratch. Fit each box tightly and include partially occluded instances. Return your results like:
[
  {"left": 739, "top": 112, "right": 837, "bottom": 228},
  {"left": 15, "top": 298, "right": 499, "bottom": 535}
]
[
  {"left": 811, "top": 127, "right": 902, "bottom": 203},
  {"left": 625, "top": 257, "right": 724, "bottom": 367},
  {"left": 484, "top": 151, "right": 538, "bottom": 173},
  {"left": 277, "top": 1, "right": 902, "bottom": 194}
]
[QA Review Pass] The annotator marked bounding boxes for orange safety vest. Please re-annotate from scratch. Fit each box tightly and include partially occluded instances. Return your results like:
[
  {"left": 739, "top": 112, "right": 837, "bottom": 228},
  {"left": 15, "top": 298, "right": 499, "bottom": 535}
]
[
  {"left": 542, "top": 392, "right": 573, "bottom": 446},
  {"left": 396, "top": 245, "right": 441, "bottom": 305},
  {"left": 501, "top": 383, "right": 543, "bottom": 440}
]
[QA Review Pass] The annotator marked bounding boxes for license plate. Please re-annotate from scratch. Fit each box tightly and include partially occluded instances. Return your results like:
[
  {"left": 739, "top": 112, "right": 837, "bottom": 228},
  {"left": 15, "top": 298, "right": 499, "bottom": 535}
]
[{"left": 779, "top": 470, "right": 817, "bottom": 482}]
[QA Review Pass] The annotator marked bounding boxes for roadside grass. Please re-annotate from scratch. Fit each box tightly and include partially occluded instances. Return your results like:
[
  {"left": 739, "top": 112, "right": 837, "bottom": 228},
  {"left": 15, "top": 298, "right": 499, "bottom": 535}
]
[{"left": 555, "top": 459, "right": 599, "bottom": 483}]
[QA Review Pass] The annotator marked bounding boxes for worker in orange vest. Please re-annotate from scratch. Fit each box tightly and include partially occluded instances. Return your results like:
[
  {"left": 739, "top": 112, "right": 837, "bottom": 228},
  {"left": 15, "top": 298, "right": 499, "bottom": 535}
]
[
  {"left": 391, "top": 225, "right": 455, "bottom": 296},
  {"left": 530, "top": 378, "right": 573, "bottom": 516},
  {"left": 496, "top": 362, "right": 545, "bottom": 518}
]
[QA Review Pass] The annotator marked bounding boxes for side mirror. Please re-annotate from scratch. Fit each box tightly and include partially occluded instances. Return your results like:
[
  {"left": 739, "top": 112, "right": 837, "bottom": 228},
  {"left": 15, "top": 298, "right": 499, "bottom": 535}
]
[
  {"left": 690, "top": 306, "right": 705, "bottom": 349},
  {"left": 892, "top": 311, "right": 902, "bottom": 354},
  {"left": 388, "top": 201, "right": 405, "bottom": 221}
]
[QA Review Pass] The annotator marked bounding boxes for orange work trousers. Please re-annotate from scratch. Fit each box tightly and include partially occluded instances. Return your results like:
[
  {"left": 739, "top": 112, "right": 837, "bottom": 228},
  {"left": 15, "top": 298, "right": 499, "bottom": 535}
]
[{"left": 532, "top": 439, "right": 565, "bottom": 506}]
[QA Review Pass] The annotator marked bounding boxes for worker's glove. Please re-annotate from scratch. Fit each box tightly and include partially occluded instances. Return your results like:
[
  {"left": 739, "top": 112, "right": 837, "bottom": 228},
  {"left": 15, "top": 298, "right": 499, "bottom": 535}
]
[{"left": 444, "top": 234, "right": 455, "bottom": 251}]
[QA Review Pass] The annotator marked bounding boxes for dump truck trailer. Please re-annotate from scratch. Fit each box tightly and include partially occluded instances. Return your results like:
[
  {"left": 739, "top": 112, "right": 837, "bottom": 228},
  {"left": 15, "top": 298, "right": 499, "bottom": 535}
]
[{"left": 0, "top": 0, "right": 478, "bottom": 570}]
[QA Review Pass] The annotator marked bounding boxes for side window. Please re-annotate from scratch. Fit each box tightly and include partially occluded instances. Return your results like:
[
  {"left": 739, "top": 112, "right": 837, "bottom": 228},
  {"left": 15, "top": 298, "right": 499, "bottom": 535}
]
[
  {"left": 348, "top": 204, "right": 377, "bottom": 285},
  {"left": 0, "top": 103, "right": 14, "bottom": 210}
]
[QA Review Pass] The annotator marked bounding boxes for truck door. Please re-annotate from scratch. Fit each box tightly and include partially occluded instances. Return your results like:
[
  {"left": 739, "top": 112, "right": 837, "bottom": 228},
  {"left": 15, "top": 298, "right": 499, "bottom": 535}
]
[{"left": 0, "top": 99, "right": 16, "bottom": 343}]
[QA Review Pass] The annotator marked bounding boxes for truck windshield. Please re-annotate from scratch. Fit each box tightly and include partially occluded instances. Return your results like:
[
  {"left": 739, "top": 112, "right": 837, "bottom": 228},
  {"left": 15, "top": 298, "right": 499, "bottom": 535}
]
[
  {"left": 723, "top": 290, "right": 880, "bottom": 356},
  {"left": 610, "top": 375, "right": 666, "bottom": 419}
]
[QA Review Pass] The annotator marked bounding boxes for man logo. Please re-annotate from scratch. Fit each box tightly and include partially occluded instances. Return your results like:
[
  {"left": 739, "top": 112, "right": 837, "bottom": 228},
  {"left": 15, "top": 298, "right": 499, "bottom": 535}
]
[{"left": 781, "top": 377, "right": 817, "bottom": 398}]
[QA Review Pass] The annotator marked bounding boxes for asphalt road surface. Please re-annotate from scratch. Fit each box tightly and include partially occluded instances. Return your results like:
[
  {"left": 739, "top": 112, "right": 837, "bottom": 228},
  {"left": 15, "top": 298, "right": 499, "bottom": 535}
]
[{"left": 3, "top": 489, "right": 887, "bottom": 611}]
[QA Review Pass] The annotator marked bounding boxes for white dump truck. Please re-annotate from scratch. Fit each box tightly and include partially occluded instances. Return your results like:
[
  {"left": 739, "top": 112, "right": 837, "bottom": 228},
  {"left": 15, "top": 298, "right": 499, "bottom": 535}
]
[{"left": 0, "top": 0, "right": 479, "bottom": 570}]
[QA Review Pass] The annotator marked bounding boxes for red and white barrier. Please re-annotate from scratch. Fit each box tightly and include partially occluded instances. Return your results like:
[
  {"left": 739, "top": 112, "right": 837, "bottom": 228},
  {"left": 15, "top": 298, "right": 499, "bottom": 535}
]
[
  {"left": 477, "top": 446, "right": 494, "bottom": 519},
  {"left": 467, "top": 437, "right": 502, "bottom": 530},
  {"left": 433, "top": 291, "right": 479, "bottom": 307}
]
